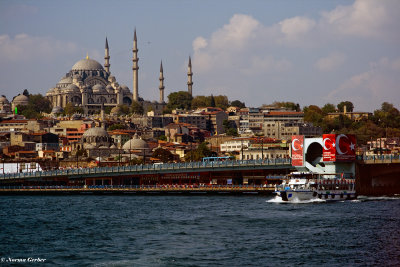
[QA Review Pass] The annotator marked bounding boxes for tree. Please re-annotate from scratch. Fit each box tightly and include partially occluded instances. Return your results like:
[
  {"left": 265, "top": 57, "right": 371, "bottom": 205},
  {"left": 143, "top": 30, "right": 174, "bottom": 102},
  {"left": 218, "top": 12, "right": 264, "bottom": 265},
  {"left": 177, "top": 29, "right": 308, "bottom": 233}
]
[
  {"left": 303, "top": 105, "right": 323, "bottom": 125},
  {"left": 321, "top": 103, "right": 336, "bottom": 115},
  {"left": 108, "top": 123, "right": 127, "bottom": 131},
  {"left": 64, "top": 103, "right": 83, "bottom": 116},
  {"left": 191, "top": 96, "right": 209, "bottom": 109},
  {"left": 184, "top": 142, "right": 212, "bottom": 161},
  {"left": 214, "top": 95, "right": 229, "bottom": 110},
  {"left": 337, "top": 101, "right": 354, "bottom": 112},
  {"left": 17, "top": 94, "right": 52, "bottom": 119},
  {"left": 131, "top": 100, "right": 144, "bottom": 114},
  {"left": 230, "top": 100, "right": 245, "bottom": 108},
  {"left": 210, "top": 94, "right": 216, "bottom": 107},
  {"left": 22, "top": 89, "right": 30, "bottom": 96},
  {"left": 152, "top": 148, "right": 174, "bottom": 162},
  {"left": 158, "top": 135, "right": 167, "bottom": 141},
  {"left": 273, "top": 101, "right": 299, "bottom": 111},
  {"left": 167, "top": 91, "right": 193, "bottom": 110}
]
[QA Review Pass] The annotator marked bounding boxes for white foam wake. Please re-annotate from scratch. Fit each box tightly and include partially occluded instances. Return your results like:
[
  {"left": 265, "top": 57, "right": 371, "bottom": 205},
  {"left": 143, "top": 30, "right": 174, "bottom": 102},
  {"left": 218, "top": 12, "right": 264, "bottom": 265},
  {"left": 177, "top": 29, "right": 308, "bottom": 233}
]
[{"left": 266, "top": 196, "right": 326, "bottom": 204}]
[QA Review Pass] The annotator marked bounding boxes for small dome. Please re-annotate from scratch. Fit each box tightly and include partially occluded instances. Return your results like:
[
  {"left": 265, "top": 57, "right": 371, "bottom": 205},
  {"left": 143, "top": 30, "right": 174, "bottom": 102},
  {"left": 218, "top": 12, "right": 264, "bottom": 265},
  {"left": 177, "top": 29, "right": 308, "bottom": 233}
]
[
  {"left": 13, "top": 94, "right": 29, "bottom": 105},
  {"left": 71, "top": 58, "right": 104, "bottom": 71},
  {"left": 121, "top": 85, "right": 130, "bottom": 94},
  {"left": 110, "top": 144, "right": 117, "bottom": 149},
  {"left": 82, "top": 127, "right": 109, "bottom": 138},
  {"left": 0, "top": 95, "right": 9, "bottom": 105},
  {"left": 51, "top": 106, "right": 64, "bottom": 114},
  {"left": 99, "top": 145, "right": 109, "bottom": 149},
  {"left": 58, "top": 76, "right": 73, "bottom": 84},
  {"left": 122, "top": 134, "right": 149, "bottom": 150},
  {"left": 92, "top": 84, "right": 106, "bottom": 93},
  {"left": 65, "top": 84, "right": 80, "bottom": 93}
]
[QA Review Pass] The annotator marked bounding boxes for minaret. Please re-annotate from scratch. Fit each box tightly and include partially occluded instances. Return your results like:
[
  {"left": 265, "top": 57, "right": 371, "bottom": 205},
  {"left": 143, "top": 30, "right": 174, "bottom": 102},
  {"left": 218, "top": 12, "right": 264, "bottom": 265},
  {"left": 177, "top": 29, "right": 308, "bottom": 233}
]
[
  {"left": 159, "top": 61, "right": 165, "bottom": 103},
  {"left": 104, "top": 37, "right": 110, "bottom": 74},
  {"left": 187, "top": 56, "right": 193, "bottom": 96},
  {"left": 132, "top": 29, "right": 139, "bottom": 102}
]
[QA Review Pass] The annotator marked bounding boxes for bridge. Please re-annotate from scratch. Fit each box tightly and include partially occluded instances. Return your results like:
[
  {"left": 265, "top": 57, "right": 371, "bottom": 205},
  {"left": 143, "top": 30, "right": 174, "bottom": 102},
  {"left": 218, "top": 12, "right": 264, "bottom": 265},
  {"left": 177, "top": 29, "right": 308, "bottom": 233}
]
[{"left": 0, "top": 159, "right": 293, "bottom": 185}]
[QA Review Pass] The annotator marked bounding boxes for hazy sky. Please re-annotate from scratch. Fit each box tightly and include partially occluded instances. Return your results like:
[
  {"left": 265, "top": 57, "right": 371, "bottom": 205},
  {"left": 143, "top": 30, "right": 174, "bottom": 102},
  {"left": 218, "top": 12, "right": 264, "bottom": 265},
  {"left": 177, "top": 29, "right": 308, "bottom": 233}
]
[{"left": 0, "top": 0, "right": 399, "bottom": 111}]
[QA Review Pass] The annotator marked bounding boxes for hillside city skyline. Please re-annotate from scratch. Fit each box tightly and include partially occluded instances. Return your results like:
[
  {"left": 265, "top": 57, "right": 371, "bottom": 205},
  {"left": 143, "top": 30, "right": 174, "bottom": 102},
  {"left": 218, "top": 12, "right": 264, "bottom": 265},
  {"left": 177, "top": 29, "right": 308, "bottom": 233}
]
[{"left": 1, "top": 0, "right": 399, "bottom": 112}]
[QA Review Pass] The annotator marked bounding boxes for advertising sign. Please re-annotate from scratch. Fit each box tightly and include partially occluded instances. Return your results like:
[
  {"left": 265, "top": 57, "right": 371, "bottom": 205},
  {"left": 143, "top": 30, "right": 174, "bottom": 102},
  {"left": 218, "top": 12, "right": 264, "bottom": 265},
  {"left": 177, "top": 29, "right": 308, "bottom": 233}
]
[
  {"left": 323, "top": 134, "right": 356, "bottom": 162},
  {"left": 291, "top": 135, "right": 304, "bottom": 166},
  {"left": 335, "top": 134, "right": 356, "bottom": 161},
  {"left": 322, "top": 134, "right": 336, "bottom": 162}
]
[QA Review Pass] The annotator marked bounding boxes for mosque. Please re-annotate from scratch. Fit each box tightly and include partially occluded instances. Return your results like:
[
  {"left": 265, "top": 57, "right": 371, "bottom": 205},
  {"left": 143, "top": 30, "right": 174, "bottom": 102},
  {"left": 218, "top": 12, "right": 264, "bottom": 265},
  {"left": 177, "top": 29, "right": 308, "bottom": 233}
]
[{"left": 42, "top": 30, "right": 194, "bottom": 115}]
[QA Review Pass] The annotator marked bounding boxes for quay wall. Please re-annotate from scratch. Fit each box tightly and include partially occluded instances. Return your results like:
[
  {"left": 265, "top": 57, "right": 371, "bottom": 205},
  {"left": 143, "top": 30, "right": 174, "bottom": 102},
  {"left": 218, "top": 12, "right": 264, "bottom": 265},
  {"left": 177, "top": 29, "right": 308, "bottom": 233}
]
[{"left": 356, "top": 162, "right": 400, "bottom": 196}]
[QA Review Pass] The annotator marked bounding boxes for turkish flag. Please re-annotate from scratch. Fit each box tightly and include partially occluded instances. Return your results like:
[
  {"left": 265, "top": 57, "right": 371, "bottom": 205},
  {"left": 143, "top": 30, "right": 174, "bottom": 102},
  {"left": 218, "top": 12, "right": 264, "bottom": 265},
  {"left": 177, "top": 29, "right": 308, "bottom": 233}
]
[
  {"left": 336, "top": 134, "right": 356, "bottom": 161},
  {"left": 291, "top": 135, "right": 304, "bottom": 166},
  {"left": 323, "top": 134, "right": 336, "bottom": 162}
]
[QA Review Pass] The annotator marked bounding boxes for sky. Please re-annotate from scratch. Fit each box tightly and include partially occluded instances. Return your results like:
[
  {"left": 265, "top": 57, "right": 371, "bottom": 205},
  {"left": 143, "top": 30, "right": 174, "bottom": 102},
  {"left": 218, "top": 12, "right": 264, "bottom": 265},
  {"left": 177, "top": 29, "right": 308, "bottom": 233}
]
[{"left": 0, "top": 0, "right": 399, "bottom": 112}]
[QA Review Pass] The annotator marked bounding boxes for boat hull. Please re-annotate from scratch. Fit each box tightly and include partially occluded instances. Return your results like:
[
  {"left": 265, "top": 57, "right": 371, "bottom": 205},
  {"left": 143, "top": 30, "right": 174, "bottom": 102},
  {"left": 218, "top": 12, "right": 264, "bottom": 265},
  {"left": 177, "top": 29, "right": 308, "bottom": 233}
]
[{"left": 278, "top": 190, "right": 357, "bottom": 202}]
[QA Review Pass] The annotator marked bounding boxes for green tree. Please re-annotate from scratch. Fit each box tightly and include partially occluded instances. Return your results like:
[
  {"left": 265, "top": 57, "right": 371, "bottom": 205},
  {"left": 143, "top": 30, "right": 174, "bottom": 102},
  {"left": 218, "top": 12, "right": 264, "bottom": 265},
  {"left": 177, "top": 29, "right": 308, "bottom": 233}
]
[
  {"left": 131, "top": 101, "right": 144, "bottom": 114},
  {"left": 337, "top": 101, "right": 354, "bottom": 112},
  {"left": 152, "top": 147, "right": 174, "bottom": 162},
  {"left": 17, "top": 94, "right": 52, "bottom": 119},
  {"left": 22, "top": 89, "right": 30, "bottom": 96},
  {"left": 108, "top": 123, "right": 127, "bottom": 131},
  {"left": 321, "top": 103, "right": 336, "bottom": 115},
  {"left": 191, "top": 96, "right": 209, "bottom": 109},
  {"left": 303, "top": 105, "right": 323, "bottom": 125},
  {"left": 230, "top": 100, "right": 245, "bottom": 108},
  {"left": 158, "top": 135, "right": 167, "bottom": 141},
  {"left": 214, "top": 95, "right": 229, "bottom": 110},
  {"left": 167, "top": 91, "right": 193, "bottom": 110},
  {"left": 273, "top": 101, "right": 300, "bottom": 111},
  {"left": 64, "top": 103, "right": 83, "bottom": 116},
  {"left": 210, "top": 94, "right": 216, "bottom": 107},
  {"left": 184, "top": 142, "right": 212, "bottom": 161}
]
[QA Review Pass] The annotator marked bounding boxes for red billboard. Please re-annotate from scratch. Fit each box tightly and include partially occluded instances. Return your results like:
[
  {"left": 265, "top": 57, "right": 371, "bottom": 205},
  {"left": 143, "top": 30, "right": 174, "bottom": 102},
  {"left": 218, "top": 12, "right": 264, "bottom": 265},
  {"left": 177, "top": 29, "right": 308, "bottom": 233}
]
[
  {"left": 323, "top": 134, "right": 336, "bottom": 162},
  {"left": 323, "top": 134, "right": 356, "bottom": 162},
  {"left": 291, "top": 135, "right": 304, "bottom": 166},
  {"left": 335, "top": 134, "right": 356, "bottom": 161}
]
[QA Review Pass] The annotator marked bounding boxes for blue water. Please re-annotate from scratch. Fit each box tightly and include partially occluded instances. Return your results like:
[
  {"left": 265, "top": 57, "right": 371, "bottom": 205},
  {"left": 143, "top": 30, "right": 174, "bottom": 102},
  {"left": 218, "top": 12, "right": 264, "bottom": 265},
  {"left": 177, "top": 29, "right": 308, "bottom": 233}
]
[{"left": 0, "top": 195, "right": 399, "bottom": 266}]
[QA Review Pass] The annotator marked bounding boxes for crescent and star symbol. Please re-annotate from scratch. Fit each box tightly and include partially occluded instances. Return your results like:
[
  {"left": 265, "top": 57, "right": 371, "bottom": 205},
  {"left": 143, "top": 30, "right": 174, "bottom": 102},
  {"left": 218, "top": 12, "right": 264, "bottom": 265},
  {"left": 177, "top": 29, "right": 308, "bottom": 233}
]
[
  {"left": 336, "top": 134, "right": 349, "bottom": 155},
  {"left": 323, "top": 138, "right": 335, "bottom": 150},
  {"left": 292, "top": 139, "right": 303, "bottom": 151}
]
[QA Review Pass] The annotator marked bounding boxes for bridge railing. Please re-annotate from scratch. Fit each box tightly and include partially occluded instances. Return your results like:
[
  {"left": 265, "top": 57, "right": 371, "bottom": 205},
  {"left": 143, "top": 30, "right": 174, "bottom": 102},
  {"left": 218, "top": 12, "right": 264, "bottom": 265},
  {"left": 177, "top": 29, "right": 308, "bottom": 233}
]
[
  {"left": 0, "top": 184, "right": 277, "bottom": 191},
  {"left": 357, "top": 154, "right": 400, "bottom": 163},
  {"left": 0, "top": 158, "right": 292, "bottom": 180}
]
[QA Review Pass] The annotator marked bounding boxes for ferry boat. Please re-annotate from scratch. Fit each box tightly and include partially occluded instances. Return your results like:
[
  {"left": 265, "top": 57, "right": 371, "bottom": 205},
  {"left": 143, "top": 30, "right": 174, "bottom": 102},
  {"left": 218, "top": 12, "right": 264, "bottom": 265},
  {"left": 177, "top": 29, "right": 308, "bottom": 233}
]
[{"left": 274, "top": 172, "right": 357, "bottom": 202}]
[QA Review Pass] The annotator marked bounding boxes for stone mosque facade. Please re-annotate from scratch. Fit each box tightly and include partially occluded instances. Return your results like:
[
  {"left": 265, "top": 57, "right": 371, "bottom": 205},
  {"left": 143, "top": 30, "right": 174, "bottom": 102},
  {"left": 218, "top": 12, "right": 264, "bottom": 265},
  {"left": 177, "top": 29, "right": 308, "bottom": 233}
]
[{"left": 44, "top": 30, "right": 194, "bottom": 116}]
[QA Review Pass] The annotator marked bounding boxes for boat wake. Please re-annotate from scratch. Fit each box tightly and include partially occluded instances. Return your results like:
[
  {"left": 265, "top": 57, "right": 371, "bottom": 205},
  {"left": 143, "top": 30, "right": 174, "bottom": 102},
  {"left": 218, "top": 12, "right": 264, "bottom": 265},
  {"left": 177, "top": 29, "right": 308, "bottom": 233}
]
[
  {"left": 267, "top": 196, "right": 326, "bottom": 204},
  {"left": 355, "top": 195, "right": 400, "bottom": 202}
]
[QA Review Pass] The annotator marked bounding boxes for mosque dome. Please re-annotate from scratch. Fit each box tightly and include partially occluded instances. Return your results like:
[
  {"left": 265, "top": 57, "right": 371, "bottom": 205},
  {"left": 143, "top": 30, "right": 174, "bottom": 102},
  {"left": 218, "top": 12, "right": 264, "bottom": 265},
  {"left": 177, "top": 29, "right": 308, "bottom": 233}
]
[
  {"left": 123, "top": 134, "right": 149, "bottom": 150},
  {"left": 71, "top": 58, "right": 104, "bottom": 71},
  {"left": 51, "top": 106, "right": 64, "bottom": 114},
  {"left": 82, "top": 127, "right": 109, "bottom": 138},
  {"left": 82, "top": 127, "right": 112, "bottom": 149},
  {"left": 12, "top": 94, "right": 29, "bottom": 106},
  {"left": 92, "top": 84, "right": 106, "bottom": 93},
  {"left": 65, "top": 84, "right": 80, "bottom": 93},
  {"left": 0, "top": 95, "right": 9, "bottom": 105},
  {"left": 121, "top": 85, "right": 130, "bottom": 94},
  {"left": 58, "top": 76, "right": 73, "bottom": 84}
]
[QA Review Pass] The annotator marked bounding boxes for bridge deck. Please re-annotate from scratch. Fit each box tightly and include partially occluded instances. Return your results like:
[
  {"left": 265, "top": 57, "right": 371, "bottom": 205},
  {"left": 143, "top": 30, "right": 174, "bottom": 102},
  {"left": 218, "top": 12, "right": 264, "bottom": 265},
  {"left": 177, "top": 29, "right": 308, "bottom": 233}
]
[{"left": 0, "top": 159, "right": 292, "bottom": 181}]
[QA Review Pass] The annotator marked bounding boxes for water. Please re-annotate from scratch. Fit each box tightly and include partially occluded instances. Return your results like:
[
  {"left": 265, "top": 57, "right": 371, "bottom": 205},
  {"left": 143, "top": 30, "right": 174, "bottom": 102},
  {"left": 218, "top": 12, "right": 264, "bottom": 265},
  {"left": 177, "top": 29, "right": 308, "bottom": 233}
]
[{"left": 0, "top": 195, "right": 399, "bottom": 266}]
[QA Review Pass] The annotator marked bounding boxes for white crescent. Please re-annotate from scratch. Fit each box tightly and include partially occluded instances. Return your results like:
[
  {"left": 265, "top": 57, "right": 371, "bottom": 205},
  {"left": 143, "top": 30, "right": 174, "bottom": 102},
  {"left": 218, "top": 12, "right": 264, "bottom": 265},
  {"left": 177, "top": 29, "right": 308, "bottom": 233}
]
[
  {"left": 336, "top": 134, "right": 349, "bottom": 155},
  {"left": 292, "top": 139, "right": 300, "bottom": 151},
  {"left": 323, "top": 138, "right": 331, "bottom": 150}
]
